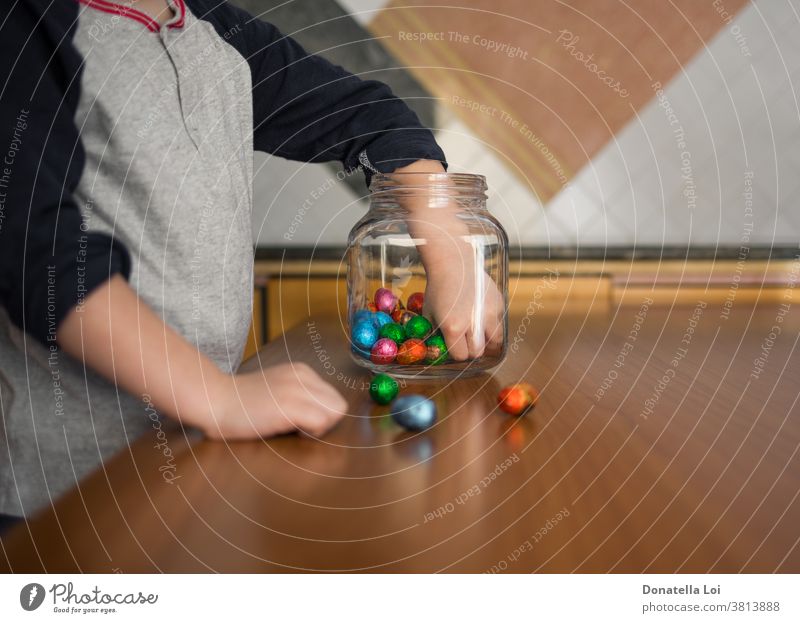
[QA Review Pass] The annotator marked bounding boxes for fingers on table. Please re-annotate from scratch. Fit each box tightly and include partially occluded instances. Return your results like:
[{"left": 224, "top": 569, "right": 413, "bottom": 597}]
[{"left": 290, "top": 363, "right": 348, "bottom": 435}]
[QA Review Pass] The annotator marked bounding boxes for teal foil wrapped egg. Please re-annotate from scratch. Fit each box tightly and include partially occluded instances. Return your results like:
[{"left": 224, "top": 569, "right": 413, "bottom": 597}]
[
  {"left": 390, "top": 395, "right": 437, "bottom": 431},
  {"left": 351, "top": 320, "right": 378, "bottom": 357},
  {"left": 352, "top": 309, "right": 373, "bottom": 325},
  {"left": 372, "top": 311, "right": 393, "bottom": 329}
]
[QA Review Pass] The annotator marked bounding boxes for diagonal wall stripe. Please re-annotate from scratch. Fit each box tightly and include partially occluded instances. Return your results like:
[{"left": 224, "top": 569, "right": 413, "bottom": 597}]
[{"left": 368, "top": 0, "right": 750, "bottom": 202}]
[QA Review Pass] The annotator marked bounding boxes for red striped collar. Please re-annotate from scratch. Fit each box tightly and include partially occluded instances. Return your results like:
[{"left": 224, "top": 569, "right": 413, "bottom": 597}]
[{"left": 77, "top": 0, "right": 186, "bottom": 33}]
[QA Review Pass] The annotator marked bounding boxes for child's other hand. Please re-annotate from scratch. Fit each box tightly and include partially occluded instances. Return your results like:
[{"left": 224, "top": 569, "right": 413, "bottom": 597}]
[
  {"left": 205, "top": 362, "right": 347, "bottom": 440},
  {"left": 425, "top": 259, "right": 505, "bottom": 361}
]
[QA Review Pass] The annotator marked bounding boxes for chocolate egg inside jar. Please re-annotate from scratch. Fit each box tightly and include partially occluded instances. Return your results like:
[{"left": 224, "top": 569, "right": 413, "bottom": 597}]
[{"left": 346, "top": 172, "right": 509, "bottom": 379}]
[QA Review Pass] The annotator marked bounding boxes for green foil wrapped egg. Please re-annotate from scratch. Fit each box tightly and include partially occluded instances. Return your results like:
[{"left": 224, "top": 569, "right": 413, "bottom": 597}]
[
  {"left": 405, "top": 315, "right": 432, "bottom": 339},
  {"left": 425, "top": 333, "right": 448, "bottom": 364},
  {"left": 369, "top": 373, "right": 399, "bottom": 405},
  {"left": 379, "top": 322, "right": 406, "bottom": 345}
]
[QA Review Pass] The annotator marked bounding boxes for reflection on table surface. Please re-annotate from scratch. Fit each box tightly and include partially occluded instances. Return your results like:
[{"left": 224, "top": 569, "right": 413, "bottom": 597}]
[{"left": 2, "top": 301, "right": 799, "bottom": 572}]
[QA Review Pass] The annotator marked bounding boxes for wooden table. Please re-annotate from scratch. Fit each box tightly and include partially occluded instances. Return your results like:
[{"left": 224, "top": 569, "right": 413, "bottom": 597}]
[{"left": 2, "top": 299, "right": 799, "bottom": 572}]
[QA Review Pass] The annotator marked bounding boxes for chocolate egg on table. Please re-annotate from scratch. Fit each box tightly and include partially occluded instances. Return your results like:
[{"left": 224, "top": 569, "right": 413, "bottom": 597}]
[
  {"left": 397, "top": 338, "right": 427, "bottom": 365},
  {"left": 425, "top": 333, "right": 448, "bottom": 364},
  {"left": 498, "top": 383, "right": 539, "bottom": 416},
  {"left": 372, "top": 311, "right": 393, "bottom": 329},
  {"left": 351, "top": 320, "right": 378, "bottom": 353},
  {"left": 374, "top": 287, "right": 397, "bottom": 313},
  {"left": 367, "top": 302, "right": 378, "bottom": 312},
  {"left": 390, "top": 395, "right": 437, "bottom": 431},
  {"left": 379, "top": 322, "right": 406, "bottom": 345},
  {"left": 405, "top": 315, "right": 432, "bottom": 339},
  {"left": 370, "top": 338, "right": 398, "bottom": 365},
  {"left": 406, "top": 292, "right": 424, "bottom": 315},
  {"left": 370, "top": 373, "right": 399, "bottom": 405}
]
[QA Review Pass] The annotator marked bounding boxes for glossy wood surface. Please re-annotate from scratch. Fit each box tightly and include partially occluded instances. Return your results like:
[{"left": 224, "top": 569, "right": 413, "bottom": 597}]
[{"left": 2, "top": 300, "right": 799, "bottom": 572}]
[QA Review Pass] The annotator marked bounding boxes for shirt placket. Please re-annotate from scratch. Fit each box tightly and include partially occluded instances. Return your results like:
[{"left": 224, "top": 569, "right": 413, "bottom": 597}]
[{"left": 160, "top": 25, "right": 204, "bottom": 152}]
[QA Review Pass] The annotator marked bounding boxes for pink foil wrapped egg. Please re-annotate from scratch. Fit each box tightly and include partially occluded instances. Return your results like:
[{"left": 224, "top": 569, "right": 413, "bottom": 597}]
[
  {"left": 370, "top": 338, "right": 398, "bottom": 365},
  {"left": 374, "top": 288, "right": 397, "bottom": 313}
]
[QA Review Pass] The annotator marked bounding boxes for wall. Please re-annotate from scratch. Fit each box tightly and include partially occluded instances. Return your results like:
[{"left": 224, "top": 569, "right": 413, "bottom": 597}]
[{"left": 252, "top": 0, "right": 800, "bottom": 251}]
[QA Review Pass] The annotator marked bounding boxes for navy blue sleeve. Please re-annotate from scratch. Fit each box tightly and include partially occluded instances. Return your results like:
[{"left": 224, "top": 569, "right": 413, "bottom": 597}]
[
  {"left": 0, "top": 0, "right": 131, "bottom": 346},
  {"left": 187, "top": 0, "right": 447, "bottom": 183}
]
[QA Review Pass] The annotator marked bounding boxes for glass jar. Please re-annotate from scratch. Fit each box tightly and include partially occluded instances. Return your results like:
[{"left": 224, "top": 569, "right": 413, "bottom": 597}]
[{"left": 346, "top": 172, "right": 508, "bottom": 378}]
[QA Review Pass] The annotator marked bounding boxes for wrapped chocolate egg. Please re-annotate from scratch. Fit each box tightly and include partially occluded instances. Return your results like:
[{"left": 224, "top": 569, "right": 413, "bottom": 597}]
[
  {"left": 397, "top": 338, "right": 427, "bottom": 365},
  {"left": 425, "top": 333, "right": 448, "bottom": 365},
  {"left": 352, "top": 309, "right": 373, "bottom": 325},
  {"left": 392, "top": 310, "right": 416, "bottom": 326},
  {"left": 405, "top": 315, "right": 432, "bottom": 339},
  {"left": 374, "top": 287, "right": 397, "bottom": 313},
  {"left": 370, "top": 338, "right": 398, "bottom": 365},
  {"left": 379, "top": 322, "right": 406, "bottom": 345},
  {"left": 390, "top": 395, "right": 437, "bottom": 431},
  {"left": 370, "top": 373, "right": 399, "bottom": 405},
  {"left": 367, "top": 302, "right": 378, "bottom": 312},
  {"left": 372, "top": 311, "right": 393, "bottom": 329},
  {"left": 351, "top": 320, "right": 378, "bottom": 353},
  {"left": 498, "top": 383, "right": 539, "bottom": 416},
  {"left": 406, "top": 292, "right": 424, "bottom": 315}
]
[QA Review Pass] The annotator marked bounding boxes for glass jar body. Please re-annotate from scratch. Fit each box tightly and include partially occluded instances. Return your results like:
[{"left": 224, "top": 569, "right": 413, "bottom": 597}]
[{"left": 346, "top": 173, "right": 508, "bottom": 379}]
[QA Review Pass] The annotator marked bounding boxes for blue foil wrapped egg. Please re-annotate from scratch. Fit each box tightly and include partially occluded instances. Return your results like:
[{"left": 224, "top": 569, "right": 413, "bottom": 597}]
[
  {"left": 372, "top": 311, "right": 393, "bottom": 329},
  {"left": 352, "top": 309, "right": 373, "bottom": 325},
  {"left": 390, "top": 395, "right": 437, "bottom": 431},
  {"left": 351, "top": 320, "right": 378, "bottom": 355}
]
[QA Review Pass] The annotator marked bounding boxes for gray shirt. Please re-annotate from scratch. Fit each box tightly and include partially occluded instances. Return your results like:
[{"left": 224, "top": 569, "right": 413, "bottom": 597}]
[{"left": 0, "top": 0, "right": 253, "bottom": 516}]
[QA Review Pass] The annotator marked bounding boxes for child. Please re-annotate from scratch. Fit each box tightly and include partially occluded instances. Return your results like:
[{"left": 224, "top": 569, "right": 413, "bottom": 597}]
[{"left": 0, "top": 0, "right": 500, "bottom": 522}]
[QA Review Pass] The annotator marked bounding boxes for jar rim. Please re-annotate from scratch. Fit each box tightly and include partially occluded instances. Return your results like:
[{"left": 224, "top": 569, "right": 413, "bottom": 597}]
[{"left": 369, "top": 171, "right": 488, "bottom": 193}]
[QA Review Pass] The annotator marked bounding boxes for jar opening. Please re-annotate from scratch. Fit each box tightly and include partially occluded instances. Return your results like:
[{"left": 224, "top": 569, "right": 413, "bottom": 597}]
[
  {"left": 368, "top": 173, "right": 488, "bottom": 209},
  {"left": 369, "top": 172, "right": 487, "bottom": 195}
]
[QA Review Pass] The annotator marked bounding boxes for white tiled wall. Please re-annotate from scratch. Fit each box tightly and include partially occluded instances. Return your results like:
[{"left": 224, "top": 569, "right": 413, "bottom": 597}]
[
  {"left": 550, "top": 0, "right": 800, "bottom": 247},
  {"left": 336, "top": 0, "right": 390, "bottom": 27},
  {"left": 251, "top": 153, "right": 369, "bottom": 248},
  {"left": 252, "top": 0, "right": 800, "bottom": 248}
]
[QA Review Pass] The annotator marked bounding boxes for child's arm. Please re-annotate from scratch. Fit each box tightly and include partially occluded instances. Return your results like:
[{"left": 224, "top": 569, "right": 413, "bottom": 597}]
[
  {"left": 57, "top": 275, "right": 346, "bottom": 439},
  {"left": 203, "top": 1, "right": 446, "bottom": 181},
  {"left": 206, "top": 5, "right": 501, "bottom": 356},
  {"left": 392, "top": 159, "right": 505, "bottom": 361}
]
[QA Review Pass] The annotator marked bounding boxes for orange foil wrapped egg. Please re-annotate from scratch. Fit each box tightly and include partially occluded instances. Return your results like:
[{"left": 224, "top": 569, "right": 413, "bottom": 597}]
[
  {"left": 396, "top": 339, "right": 427, "bottom": 365},
  {"left": 497, "top": 383, "right": 539, "bottom": 416}
]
